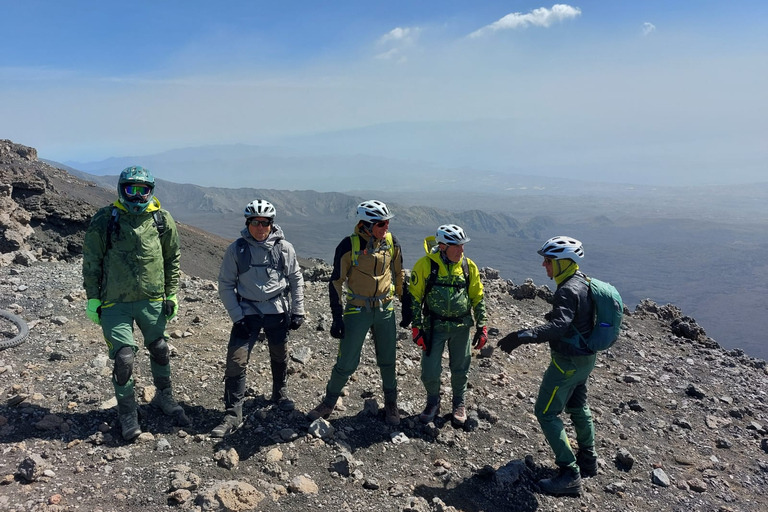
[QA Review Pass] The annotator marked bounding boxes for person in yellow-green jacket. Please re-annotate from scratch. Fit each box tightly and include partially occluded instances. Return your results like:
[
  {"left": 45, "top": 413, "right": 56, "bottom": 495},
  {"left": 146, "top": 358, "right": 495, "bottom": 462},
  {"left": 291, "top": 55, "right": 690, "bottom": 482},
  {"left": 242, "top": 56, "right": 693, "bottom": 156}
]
[
  {"left": 82, "top": 166, "right": 189, "bottom": 441},
  {"left": 408, "top": 224, "right": 487, "bottom": 426}
]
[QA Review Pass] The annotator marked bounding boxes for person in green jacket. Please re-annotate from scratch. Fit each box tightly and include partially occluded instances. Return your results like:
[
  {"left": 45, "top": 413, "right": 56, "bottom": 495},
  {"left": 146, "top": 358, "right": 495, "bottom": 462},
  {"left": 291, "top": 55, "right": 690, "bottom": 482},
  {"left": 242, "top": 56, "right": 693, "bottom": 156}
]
[
  {"left": 408, "top": 224, "right": 487, "bottom": 426},
  {"left": 82, "top": 166, "right": 189, "bottom": 441}
]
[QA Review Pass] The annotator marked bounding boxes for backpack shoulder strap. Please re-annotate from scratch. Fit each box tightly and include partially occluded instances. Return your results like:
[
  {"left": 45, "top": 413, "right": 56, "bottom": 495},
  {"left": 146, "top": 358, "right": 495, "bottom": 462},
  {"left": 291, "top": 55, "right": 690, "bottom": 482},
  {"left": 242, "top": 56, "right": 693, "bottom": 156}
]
[
  {"left": 462, "top": 258, "right": 470, "bottom": 291},
  {"left": 385, "top": 232, "right": 394, "bottom": 259},
  {"left": 106, "top": 207, "right": 120, "bottom": 250},
  {"left": 269, "top": 240, "right": 285, "bottom": 271},
  {"left": 235, "top": 237, "right": 251, "bottom": 275},
  {"left": 350, "top": 234, "right": 361, "bottom": 267},
  {"left": 423, "top": 259, "right": 440, "bottom": 302},
  {"left": 152, "top": 210, "right": 166, "bottom": 236}
]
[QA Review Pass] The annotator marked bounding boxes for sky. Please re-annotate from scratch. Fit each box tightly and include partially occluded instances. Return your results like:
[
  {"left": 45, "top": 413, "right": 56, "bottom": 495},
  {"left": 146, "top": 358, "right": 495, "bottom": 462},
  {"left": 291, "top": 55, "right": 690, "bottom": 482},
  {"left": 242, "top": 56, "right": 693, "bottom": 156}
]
[{"left": 2, "top": 1, "right": 766, "bottom": 186}]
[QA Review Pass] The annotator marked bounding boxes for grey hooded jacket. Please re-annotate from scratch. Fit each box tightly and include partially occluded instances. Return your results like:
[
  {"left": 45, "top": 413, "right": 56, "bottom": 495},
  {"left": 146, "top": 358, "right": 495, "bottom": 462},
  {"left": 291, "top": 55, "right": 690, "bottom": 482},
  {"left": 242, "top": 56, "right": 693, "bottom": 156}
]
[{"left": 218, "top": 224, "right": 305, "bottom": 322}]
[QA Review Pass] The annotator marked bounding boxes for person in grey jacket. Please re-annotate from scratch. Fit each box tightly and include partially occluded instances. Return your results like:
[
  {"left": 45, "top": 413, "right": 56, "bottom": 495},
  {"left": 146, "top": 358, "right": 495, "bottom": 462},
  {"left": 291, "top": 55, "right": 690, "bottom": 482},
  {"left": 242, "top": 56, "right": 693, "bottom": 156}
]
[
  {"left": 212, "top": 199, "right": 305, "bottom": 437},
  {"left": 497, "top": 236, "right": 596, "bottom": 496}
]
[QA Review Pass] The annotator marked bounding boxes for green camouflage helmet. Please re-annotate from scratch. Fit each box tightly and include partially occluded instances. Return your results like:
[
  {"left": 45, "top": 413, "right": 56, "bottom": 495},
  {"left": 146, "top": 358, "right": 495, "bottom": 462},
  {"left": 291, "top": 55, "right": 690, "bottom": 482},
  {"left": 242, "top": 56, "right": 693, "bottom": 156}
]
[{"left": 118, "top": 165, "right": 155, "bottom": 214}]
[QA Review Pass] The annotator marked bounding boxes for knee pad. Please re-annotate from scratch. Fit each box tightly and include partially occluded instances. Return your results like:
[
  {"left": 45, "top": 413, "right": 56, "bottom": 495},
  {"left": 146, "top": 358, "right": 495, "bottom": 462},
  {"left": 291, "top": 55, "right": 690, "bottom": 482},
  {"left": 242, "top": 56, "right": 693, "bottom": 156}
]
[
  {"left": 113, "top": 347, "right": 135, "bottom": 386},
  {"left": 148, "top": 337, "right": 170, "bottom": 366}
]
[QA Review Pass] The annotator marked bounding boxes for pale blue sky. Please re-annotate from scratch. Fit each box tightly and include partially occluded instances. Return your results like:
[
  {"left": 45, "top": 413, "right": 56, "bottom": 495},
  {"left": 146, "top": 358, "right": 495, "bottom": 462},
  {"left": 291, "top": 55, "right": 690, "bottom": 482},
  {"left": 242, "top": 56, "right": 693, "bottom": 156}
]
[{"left": 2, "top": 1, "right": 766, "bottom": 185}]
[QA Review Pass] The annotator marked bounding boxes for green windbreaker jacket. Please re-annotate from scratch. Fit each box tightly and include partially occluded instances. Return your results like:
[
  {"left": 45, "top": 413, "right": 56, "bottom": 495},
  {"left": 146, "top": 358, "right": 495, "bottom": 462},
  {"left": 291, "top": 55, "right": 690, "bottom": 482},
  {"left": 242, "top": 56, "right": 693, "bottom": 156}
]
[{"left": 82, "top": 198, "right": 180, "bottom": 303}]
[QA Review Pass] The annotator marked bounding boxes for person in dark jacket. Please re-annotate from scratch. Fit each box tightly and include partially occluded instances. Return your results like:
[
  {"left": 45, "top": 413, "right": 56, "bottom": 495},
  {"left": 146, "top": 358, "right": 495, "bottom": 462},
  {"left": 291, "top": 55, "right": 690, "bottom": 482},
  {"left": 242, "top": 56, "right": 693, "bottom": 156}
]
[
  {"left": 497, "top": 236, "right": 597, "bottom": 496},
  {"left": 212, "top": 199, "right": 305, "bottom": 437}
]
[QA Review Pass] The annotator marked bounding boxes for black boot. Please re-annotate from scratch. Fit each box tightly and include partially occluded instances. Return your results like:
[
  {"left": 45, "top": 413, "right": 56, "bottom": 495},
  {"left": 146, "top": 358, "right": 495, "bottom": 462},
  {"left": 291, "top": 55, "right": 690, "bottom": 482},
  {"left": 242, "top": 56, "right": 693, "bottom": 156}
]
[
  {"left": 270, "top": 360, "right": 294, "bottom": 411},
  {"left": 116, "top": 394, "right": 141, "bottom": 441},
  {"left": 576, "top": 448, "right": 598, "bottom": 477},
  {"left": 211, "top": 375, "right": 245, "bottom": 437},
  {"left": 211, "top": 403, "right": 243, "bottom": 438},
  {"left": 538, "top": 467, "right": 582, "bottom": 496}
]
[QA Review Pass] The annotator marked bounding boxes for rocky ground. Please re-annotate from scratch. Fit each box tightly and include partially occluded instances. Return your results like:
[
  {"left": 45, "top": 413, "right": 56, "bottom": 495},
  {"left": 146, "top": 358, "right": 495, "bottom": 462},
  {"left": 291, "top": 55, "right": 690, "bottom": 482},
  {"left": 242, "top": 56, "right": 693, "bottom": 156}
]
[
  {"left": 1, "top": 258, "right": 767, "bottom": 512},
  {"left": 1, "top": 140, "right": 767, "bottom": 511}
]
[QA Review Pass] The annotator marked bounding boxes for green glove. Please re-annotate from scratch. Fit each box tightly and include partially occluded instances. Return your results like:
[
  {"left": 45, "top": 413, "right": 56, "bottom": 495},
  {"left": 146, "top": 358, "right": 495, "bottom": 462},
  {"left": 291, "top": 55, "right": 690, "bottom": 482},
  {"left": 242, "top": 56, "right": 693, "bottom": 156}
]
[
  {"left": 164, "top": 294, "right": 179, "bottom": 321},
  {"left": 86, "top": 299, "right": 102, "bottom": 325}
]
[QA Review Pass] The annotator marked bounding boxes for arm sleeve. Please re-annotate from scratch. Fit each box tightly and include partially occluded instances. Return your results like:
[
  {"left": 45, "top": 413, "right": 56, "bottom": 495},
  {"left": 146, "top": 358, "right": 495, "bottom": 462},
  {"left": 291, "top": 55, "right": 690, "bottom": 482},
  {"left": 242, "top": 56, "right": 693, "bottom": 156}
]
[
  {"left": 408, "top": 257, "right": 429, "bottom": 330},
  {"left": 161, "top": 211, "right": 181, "bottom": 297},
  {"left": 467, "top": 259, "right": 487, "bottom": 328},
  {"left": 531, "top": 286, "right": 579, "bottom": 342},
  {"left": 391, "top": 234, "right": 405, "bottom": 298},
  {"left": 82, "top": 211, "right": 107, "bottom": 300},
  {"left": 283, "top": 241, "right": 305, "bottom": 315},
  {"left": 218, "top": 242, "right": 244, "bottom": 322},
  {"left": 328, "top": 237, "right": 352, "bottom": 317}
]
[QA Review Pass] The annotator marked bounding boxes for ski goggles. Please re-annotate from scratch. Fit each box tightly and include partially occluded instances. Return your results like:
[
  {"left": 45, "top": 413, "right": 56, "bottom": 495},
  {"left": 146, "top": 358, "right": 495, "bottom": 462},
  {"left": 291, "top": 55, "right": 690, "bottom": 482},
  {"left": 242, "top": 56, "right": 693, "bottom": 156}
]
[{"left": 123, "top": 184, "right": 152, "bottom": 199}]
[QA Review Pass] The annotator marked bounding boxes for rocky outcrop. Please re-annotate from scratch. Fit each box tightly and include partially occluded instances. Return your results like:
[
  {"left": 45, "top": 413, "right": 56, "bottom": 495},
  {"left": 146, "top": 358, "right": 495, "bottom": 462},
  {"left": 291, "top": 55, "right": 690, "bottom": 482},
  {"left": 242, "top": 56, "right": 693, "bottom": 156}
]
[{"left": 0, "top": 140, "right": 97, "bottom": 265}]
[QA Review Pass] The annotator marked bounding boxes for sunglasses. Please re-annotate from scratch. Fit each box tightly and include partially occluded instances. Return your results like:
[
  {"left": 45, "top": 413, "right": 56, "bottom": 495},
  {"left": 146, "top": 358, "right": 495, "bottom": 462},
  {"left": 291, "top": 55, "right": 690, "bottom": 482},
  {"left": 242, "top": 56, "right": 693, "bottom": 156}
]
[
  {"left": 543, "top": 258, "right": 553, "bottom": 265},
  {"left": 250, "top": 219, "right": 272, "bottom": 227},
  {"left": 124, "top": 184, "right": 151, "bottom": 197},
  {"left": 374, "top": 220, "right": 389, "bottom": 228}
]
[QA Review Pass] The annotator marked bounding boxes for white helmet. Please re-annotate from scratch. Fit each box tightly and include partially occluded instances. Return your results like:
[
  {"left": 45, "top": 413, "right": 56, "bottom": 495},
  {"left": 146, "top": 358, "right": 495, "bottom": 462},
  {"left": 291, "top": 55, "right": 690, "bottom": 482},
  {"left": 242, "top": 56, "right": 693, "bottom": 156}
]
[
  {"left": 436, "top": 224, "right": 470, "bottom": 245},
  {"left": 538, "top": 236, "right": 584, "bottom": 260},
  {"left": 244, "top": 199, "right": 276, "bottom": 219},
  {"left": 356, "top": 200, "right": 394, "bottom": 223}
]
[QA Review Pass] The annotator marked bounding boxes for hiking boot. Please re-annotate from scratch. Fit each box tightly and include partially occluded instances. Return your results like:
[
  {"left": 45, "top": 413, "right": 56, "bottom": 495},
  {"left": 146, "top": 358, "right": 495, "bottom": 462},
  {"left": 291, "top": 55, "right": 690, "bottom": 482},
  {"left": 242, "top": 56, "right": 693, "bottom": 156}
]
[
  {"left": 538, "top": 467, "right": 582, "bottom": 496},
  {"left": 384, "top": 401, "right": 400, "bottom": 426},
  {"left": 577, "top": 449, "right": 598, "bottom": 477},
  {"left": 269, "top": 360, "right": 294, "bottom": 411},
  {"left": 210, "top": 414, "right": 243, "bottom": 438},
  {"left": 307, "top": 401, "right": 335, "bottom": 421},
  {"left": 119, "top": 411, "right": 141, "bottom": 441},
  {"left": 270, "top": 387, "right": 295, "bottom": 412},
  {"left": 452, "top": 404, "right": 467, "bottom": 426},
  {"left": 419, "top": 403, "right": 440, "bottom": 424},
  {"left": 151, "top": 387, "right": 191, "bottom": 426}
]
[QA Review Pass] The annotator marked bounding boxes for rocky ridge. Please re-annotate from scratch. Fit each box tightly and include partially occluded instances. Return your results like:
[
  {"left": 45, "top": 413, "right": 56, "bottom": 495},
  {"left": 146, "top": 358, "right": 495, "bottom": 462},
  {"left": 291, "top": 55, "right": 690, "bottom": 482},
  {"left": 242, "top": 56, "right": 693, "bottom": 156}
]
[{"left": 0, "top": 140, "right": 767, "bottom": 512}]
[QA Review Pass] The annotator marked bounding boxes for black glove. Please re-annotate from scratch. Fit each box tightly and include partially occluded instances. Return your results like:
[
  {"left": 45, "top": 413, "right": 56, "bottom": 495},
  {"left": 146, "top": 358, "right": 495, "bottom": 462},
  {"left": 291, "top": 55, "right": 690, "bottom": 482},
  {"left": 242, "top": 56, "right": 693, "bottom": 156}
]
[
  {"left": 289, "top": 314, "right": 304, "bottom": 330},
  {"left": 544, "top": 311, "right": 553, "bottom": 321},
  {"left": 331, "top": 318, "right": 345, "bottom": 339},
  {"left": 233, "top": 319, "right": 252, "bottom": 340},
  {"left": 399, "top": 293, "right": 414, "bottom": 328},
  {"left": 497, "top": 330, "right": 534, "bottom": 353}
]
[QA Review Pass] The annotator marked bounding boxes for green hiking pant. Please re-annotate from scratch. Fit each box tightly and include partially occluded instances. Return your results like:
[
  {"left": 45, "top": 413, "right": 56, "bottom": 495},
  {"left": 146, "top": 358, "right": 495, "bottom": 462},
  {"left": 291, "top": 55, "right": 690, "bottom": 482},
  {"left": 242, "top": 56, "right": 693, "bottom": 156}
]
[
  {"left": 324, "top": 304, "right": 398, "bottom": 405},
  {"left": 534, "top": 350, "right": 597, "bottom": 473},
  {"left": 420, "top": 325, "right": 471, "bottom": 406},
  {"left": 100, "top": 299, "right": 169, "bottom": 409}
]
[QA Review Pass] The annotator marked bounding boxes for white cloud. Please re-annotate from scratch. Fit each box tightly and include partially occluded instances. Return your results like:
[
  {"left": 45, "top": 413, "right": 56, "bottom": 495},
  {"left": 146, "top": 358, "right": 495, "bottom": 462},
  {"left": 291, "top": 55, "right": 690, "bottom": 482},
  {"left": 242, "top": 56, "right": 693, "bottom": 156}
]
[
  {"left": 642, "top": 22, "right": 657, "bottom": 36},
  {"left": 374, "top": 48, "right": 402, "bottom": 61},
  {"left": 469, "top": 4, "right": 581, "bottom": 38},
  {"left": 378, "top": 26, "right": 421, "bottom": 46}
]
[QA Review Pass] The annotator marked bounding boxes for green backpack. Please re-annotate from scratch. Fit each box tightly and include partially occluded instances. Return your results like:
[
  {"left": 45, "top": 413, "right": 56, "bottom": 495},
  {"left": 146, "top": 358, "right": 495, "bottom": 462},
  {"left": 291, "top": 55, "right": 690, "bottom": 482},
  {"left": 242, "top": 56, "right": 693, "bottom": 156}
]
[{"left": 571, "top": 275, "right": 623, "bottom": 352}]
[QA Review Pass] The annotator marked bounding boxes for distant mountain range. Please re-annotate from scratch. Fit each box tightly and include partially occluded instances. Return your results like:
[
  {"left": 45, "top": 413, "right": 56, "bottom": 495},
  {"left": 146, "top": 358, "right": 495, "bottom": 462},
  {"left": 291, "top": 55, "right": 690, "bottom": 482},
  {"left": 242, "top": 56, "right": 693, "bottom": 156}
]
[{"left": 59, "top": 143, "right": 660, "bottom": 196}]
